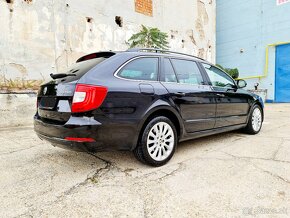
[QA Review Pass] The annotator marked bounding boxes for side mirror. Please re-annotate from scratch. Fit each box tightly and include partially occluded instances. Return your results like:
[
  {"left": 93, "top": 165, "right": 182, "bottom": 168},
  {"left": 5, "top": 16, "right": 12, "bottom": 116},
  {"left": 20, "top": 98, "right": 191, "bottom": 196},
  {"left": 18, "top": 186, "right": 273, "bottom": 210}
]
[{"left": 236, "top": 79, "right": 247, "bottom": 88}]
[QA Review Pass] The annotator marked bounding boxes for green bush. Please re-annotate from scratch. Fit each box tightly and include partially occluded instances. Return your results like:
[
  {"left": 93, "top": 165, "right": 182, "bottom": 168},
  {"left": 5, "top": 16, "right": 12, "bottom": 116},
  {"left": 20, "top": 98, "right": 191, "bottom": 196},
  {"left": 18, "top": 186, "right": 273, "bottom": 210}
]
[
  {"left": 127, "top": 25, "right": 169, "bottom": 49},
  {"left": 216, "top": 64, "right": 239, "bottom": 79}
]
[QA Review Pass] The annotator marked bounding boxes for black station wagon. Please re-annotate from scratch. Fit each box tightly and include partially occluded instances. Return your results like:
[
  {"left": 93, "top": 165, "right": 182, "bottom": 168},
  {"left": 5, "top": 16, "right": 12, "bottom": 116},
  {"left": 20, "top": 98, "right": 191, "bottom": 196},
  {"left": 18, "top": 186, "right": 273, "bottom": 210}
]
[{"left": 34, "top": 48, "right": 264, "bottom": 166}]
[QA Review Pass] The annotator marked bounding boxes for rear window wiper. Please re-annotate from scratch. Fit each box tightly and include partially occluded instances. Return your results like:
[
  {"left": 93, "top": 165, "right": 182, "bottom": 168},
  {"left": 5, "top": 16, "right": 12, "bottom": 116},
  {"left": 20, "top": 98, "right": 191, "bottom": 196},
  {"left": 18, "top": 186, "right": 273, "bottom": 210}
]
[{"left": 50, "top": 73, "right": 77, "bottom": 79}]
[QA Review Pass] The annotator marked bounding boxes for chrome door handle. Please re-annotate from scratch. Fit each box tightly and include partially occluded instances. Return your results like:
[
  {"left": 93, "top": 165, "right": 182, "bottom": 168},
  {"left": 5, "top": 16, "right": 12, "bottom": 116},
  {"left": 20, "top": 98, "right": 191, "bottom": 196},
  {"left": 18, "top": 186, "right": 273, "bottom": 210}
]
[
  {"left": 175, "top": 92, "right": 186, "bottom": 97},
  {"left": 216, "top": 93, "right": 225, "bottom": 97}
]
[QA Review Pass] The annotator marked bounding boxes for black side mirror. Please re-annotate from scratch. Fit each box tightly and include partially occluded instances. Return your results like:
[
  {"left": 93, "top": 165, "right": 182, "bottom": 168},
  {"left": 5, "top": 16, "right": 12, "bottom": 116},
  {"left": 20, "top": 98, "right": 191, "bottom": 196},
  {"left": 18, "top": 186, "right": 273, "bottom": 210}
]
[{"left": 236, "top": 79, "right": 247, "bottom": 88}]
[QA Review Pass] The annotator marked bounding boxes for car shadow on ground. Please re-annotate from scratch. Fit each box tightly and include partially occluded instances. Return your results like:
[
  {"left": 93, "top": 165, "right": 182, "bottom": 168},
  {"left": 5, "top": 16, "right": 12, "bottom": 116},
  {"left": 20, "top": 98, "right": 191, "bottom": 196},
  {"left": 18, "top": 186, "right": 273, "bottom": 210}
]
[{"left": 45, "top": 130, "right": 243, "bottom": 172}]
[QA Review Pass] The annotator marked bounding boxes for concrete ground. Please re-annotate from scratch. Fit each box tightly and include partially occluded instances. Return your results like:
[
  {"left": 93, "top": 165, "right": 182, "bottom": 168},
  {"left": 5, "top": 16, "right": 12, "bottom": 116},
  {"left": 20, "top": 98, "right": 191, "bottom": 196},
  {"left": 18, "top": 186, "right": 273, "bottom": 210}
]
[{"left": 0, "top": 104, "right": 290, "bottom": 218}]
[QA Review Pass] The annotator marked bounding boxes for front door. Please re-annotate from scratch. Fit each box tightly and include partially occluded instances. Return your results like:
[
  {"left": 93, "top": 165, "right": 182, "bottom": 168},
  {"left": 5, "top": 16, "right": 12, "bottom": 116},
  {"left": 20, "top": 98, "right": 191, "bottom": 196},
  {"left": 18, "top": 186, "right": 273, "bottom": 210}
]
[
  {"left": 275, "top": 44, "right": 290, "bottom": 102},
  {"left": 160, "top": 58, "right": 216, "bottom": 133},
  {"left": 201, "top": 64, "right": 249, "bottom": 128}
]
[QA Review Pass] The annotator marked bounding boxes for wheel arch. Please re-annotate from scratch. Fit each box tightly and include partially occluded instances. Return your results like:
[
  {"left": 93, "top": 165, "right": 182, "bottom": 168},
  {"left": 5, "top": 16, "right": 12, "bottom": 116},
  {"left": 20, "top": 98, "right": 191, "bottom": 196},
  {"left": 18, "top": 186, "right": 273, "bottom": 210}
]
[
  {"left": 247, "top": 100, "right": 264, "bottom": 123},
  {"left": 131, "top": 104, "right": 184, "bottom": 150}
]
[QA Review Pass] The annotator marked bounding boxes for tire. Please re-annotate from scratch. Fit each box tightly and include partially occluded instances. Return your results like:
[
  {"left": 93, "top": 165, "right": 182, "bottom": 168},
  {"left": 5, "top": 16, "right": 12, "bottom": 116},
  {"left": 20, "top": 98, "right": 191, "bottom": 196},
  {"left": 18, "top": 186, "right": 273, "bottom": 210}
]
[
  {"left": 133, "top": 145, "right": 147, "bottom": 164},
  {"left": 243, "top": 104, "right": 263, "bottom": 134},
  {"left": 133, "top": 116, "right": 177, "bottom": 167}
]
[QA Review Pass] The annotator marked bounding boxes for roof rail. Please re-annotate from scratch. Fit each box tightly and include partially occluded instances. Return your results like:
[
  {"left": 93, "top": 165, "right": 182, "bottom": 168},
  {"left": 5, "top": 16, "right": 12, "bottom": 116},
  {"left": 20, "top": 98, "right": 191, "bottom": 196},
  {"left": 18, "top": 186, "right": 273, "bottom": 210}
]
[{"left": 126, "top": 48, "right": 205, "bottom": 61}]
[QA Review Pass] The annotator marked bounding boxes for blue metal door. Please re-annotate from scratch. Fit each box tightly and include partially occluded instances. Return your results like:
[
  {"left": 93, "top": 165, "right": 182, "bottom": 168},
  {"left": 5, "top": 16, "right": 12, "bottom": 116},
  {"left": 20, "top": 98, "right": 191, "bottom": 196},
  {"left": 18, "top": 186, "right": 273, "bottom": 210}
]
[{"left": 275, "top": 44, "right": 290, "bottom": 102}]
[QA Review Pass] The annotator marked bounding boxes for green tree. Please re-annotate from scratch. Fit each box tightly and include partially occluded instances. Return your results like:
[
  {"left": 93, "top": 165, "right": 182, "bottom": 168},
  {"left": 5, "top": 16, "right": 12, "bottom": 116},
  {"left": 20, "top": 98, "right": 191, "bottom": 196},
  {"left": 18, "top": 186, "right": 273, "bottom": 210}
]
[
  {"left": 216, "top": 64, "right": 239, "bottom": 79},
  {"left": 127, "top": 25, "right": 169, "bottom": 49}
]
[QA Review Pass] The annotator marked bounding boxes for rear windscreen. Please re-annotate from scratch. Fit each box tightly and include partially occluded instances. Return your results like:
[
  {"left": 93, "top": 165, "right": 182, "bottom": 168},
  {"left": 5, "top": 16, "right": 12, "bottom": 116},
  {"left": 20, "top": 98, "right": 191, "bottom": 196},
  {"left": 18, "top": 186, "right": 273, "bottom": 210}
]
[{"left": 57, "top": 57, "right": 107, "bottom": 82}]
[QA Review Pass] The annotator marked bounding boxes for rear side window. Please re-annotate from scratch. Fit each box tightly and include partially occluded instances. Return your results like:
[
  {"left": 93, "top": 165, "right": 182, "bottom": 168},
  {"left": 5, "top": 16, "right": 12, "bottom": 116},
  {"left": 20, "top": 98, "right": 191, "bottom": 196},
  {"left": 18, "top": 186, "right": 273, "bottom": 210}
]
[
  {"left": 162, "top": 58, "right": 178, "bottom": 82},
  {"left": 59, "top": 58, "right": 107, "bottom": 82},
  {"left": 171, "top": 59, "right": 204, "bottom": 85},
  {"left": 118, "top": 57, "right": 158, "bottom": 81}
]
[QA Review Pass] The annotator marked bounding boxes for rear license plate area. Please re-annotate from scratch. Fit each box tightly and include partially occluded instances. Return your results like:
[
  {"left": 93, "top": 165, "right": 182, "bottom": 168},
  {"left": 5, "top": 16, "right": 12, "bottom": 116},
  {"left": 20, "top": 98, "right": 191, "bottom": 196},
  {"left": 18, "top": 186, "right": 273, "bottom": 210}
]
[{"left": 39, "top": 97, "right": 57, "bottom": 109}]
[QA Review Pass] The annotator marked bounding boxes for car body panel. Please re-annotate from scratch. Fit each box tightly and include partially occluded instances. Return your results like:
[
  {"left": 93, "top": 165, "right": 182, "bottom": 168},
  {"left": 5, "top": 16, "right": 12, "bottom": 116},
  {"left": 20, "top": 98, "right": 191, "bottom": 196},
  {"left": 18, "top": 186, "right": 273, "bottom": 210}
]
[{"left": 34, "top": 50, "right": 264, "bottom": 152}]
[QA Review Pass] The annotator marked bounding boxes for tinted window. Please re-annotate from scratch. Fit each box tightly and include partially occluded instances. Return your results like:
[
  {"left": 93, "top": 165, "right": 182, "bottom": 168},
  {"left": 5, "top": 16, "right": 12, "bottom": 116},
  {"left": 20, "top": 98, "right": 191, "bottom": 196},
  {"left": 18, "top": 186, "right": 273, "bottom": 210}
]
[
  {"left": 162, "top": 58, "right": 177, "bottom": 82},
  {"left": 118, "top": 58, "right": 158, "bottom": 81},
  {"left": 171, "top": 59, "right": 204, "bottom": 85},
  {"left": 202, "top": 63, "right": 235, "bottom": 87},
  {"left": 59, "top": 58, "right": 107, "bottom": 82}
]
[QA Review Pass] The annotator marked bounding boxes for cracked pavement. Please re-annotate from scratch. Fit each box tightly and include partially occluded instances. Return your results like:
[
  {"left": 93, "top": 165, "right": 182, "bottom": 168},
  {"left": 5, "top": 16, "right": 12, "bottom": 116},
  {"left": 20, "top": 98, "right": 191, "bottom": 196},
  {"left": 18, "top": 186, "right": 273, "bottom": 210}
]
[{"left": 1, "top": 104, "right": 290, "bottom": 217}]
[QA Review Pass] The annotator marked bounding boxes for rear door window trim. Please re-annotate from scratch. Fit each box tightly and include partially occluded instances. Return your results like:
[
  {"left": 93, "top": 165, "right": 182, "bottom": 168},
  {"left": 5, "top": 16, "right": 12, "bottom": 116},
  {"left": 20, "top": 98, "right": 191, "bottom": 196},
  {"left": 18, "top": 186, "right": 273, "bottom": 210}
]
[{"left": 114, "top": 56, "right": 160, "bottom": 83}]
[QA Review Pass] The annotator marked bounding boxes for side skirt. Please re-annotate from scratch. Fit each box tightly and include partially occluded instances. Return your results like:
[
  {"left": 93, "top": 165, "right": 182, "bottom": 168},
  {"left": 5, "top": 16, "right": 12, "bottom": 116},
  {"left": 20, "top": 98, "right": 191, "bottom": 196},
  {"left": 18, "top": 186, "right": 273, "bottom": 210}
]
[{"left": 179, "top": 124, "right": 247, "bottom": 142}]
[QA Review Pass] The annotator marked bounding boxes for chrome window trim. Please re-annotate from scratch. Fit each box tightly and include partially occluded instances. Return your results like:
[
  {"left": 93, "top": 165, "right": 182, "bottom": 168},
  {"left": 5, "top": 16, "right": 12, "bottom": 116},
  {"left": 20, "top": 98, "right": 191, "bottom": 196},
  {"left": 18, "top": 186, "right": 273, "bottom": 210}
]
[
  {"left": 114, "top": 56, "right": 212, "bottom": 89},
  {"left": 160, "top": 81, "right": 211, "bottom": 88},
  {"left": 113, "top": 56, "right": 160, "bottom": 83},
  {"left": 201, "top": 63, "right": 236, "bottom": 88}
]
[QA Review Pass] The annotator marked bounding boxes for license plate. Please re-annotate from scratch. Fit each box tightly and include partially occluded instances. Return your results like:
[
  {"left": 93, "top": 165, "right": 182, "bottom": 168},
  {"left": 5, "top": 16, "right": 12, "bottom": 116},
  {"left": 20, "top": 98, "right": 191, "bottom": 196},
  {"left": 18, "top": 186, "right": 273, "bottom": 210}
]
[{"left": 39, "top": 97, "right": 57, "bottom": 109}]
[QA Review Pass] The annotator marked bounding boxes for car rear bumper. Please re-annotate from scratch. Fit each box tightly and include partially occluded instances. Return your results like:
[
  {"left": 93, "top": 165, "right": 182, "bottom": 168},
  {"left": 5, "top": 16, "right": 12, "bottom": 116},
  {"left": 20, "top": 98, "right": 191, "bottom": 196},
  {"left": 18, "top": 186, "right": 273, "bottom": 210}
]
[
  {"left": 34, "top": 116, "right": 107, "bottom": 152},
  {"left": 34, "top": 115, "right": 138, "bottom": 152},
  {"left": 36, "top": 132, "right": 102, "bottom": 152}
]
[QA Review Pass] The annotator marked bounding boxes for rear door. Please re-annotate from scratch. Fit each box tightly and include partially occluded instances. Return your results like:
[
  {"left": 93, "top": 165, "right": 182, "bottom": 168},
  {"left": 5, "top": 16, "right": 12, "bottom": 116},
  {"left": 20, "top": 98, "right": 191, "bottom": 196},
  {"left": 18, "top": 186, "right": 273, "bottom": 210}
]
[
  {"left": 160, "top": 58, "right": 216, "bottom": 133},
  {"left": 201, "top": 63, "right": 249, "bottom": 128}
]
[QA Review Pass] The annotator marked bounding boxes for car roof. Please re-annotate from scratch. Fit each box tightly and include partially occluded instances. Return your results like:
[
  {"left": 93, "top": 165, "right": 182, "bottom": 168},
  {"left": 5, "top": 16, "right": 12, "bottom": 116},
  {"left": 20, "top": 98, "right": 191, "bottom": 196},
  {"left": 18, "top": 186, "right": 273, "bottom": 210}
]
[{"left": 76, "top": 48, "right": 211, "bottom": 65}]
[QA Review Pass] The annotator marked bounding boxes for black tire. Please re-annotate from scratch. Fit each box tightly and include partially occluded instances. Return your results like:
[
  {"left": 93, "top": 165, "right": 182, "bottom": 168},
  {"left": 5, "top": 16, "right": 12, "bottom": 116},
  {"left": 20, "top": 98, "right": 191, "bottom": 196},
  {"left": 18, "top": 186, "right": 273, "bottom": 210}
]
[
  {"left": 243, "top": 104, "right": 263, "bottom": 135},
  {"left": 133, "top": 145, "right": 147, "bottom": 164},
  {"left": 133, "top": 116, "right": 177, "bottom": 167}
]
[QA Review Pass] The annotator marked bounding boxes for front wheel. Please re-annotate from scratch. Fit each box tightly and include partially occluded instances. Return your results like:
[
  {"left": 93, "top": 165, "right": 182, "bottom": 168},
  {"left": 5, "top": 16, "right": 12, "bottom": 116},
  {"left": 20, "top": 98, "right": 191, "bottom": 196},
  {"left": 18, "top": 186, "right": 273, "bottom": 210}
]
[
  {"left": 243, "top": 104, "right": 263, "bottom": 134},
  {"left": 133, "top": 116, "right": 177, "bottom": 167}
]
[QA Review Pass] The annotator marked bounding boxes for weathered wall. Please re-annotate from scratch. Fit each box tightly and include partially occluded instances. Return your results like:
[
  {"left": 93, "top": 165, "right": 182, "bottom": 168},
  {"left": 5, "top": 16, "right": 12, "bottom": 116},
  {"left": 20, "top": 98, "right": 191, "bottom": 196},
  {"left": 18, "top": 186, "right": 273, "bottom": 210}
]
[
  {"left": 217, "top": 0, "right": 290, "bottom": 101},
  {"left": 0, "top": 0, "right": 216, "bottom": 88},
  {"left": 0, "top": 0, "right": 216, "bottom": 127},
  {"left": 0, "top": 93, "right": 36, "bottom": 127}
]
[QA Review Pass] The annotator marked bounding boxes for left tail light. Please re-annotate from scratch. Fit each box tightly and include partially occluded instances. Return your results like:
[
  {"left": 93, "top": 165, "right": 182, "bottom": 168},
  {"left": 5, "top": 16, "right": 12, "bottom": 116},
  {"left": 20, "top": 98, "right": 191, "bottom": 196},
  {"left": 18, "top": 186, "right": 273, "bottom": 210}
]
[{"left": 72, "top": 84, "right": 108, "bottom": 113}]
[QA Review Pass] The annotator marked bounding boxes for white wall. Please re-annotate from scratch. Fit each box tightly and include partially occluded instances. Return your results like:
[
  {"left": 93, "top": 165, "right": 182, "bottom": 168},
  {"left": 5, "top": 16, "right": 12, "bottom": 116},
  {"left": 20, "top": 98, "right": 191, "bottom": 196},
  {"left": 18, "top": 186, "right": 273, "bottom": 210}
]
[
  {"left": 0, "top": 0, "right": 216, "bottom": 127},
  {"left": 0, "top": 0, "right": 216, "bottom": 87}
]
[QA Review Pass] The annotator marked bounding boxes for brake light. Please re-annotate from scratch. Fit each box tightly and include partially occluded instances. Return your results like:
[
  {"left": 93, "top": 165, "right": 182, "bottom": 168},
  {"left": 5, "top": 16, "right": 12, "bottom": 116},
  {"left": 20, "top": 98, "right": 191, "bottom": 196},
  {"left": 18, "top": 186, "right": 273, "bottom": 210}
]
[
  {"left": 65, "top": 137, "right": 95, "bottom": 142},
  {"left": 72, "top": 84, "right": 108, "bottom": 113}
]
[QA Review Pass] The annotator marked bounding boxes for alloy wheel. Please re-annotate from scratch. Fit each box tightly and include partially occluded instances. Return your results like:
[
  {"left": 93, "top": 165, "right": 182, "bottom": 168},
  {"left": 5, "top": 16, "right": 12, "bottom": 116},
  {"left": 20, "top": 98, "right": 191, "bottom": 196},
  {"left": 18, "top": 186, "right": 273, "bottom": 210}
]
[
  {"left": 252, "top": 107, "right": 262, "bottom": 132},
  {"left": 146, "top": 122, "right": 174, "bottom": 161}
]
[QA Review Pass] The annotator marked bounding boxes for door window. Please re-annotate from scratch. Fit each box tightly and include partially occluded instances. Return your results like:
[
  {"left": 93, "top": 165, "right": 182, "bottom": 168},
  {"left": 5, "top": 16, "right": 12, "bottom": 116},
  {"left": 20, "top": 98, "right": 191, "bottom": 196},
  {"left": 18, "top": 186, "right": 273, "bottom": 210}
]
[
  {"left": 118, "top": 57, "right": 158, "bottom": 81},
  {"left": 171, "top": 59, "right": 204, "bottom": 85},
  {"left": 202, "top": 63, "right": 235, "bottom": 88},
  {"left": 162, "top": 58, "right": 178, "bottom": 82}
]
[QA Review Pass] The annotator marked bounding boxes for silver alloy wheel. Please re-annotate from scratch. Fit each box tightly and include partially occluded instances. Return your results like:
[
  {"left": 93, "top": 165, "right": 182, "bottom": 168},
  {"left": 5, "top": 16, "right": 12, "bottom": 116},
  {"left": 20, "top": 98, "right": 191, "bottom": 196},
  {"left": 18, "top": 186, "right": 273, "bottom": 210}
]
[
  {"left": 252, "top": 107, "right": 262, "bottom": 132},
  {"left": 146, "top": 122, "right": 174, "bottom": 161}
]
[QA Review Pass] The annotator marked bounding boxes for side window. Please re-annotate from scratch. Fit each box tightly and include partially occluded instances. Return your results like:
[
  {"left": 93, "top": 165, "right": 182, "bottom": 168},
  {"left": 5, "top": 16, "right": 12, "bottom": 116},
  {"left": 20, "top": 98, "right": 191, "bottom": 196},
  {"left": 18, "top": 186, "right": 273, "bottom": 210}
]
[
  {"left": 202, "top": 63, "right": 235, "bottom": 88},
  {"left": 171, "top": 59, "right": 204, "bottom": 85},
  {"left": 118, "top": 57, "right": 158, "bottom": 81},
  {"left": 162, "top": 58, "right": 177, "bottom": 82}
]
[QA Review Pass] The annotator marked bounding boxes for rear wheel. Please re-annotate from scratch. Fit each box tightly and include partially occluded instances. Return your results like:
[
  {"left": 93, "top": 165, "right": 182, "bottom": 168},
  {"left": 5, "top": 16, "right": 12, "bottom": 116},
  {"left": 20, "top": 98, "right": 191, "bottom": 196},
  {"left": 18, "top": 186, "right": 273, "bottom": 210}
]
[
  {"left": 243, "top": 104, "right": 263, "bottom": 134},
  {"left": 134, "top": 116, "right": 177, "bottom": 167}
]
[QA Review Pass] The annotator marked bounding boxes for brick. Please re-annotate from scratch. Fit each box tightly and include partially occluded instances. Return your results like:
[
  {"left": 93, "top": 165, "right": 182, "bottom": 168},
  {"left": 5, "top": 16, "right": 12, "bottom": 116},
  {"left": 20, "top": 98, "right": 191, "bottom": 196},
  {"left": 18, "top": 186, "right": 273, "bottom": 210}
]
[{"left": 134, "top": 0, "right": 153, "bottom": 16}]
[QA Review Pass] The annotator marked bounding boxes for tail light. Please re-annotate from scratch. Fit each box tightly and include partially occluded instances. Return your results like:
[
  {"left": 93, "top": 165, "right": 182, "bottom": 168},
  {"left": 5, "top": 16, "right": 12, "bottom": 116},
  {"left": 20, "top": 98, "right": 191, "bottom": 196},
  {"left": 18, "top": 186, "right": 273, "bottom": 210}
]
[
  {"left": 65, "top": 137, "right": 95, "bottom": 142},
  {"left": 72, "top": 84, "right": 108, "bottom": 113}
]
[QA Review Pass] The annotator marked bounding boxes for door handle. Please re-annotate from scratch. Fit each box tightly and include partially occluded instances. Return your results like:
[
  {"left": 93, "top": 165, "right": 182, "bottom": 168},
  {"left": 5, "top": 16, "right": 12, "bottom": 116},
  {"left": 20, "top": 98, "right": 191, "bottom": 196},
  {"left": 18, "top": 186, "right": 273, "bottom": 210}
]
[
  {"left": 174, "top": 92, "right": 186, "bottom": 97},
  {"left": 216, "top": 93, "right": 225, "bottom": 97}
]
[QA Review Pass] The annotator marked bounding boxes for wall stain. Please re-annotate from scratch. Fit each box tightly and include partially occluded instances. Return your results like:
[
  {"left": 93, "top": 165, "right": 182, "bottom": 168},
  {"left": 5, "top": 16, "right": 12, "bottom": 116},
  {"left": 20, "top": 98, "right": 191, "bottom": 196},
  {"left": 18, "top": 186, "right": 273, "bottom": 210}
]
[{"left": 8, "top": 63, "right": 27, "bottom": 76}]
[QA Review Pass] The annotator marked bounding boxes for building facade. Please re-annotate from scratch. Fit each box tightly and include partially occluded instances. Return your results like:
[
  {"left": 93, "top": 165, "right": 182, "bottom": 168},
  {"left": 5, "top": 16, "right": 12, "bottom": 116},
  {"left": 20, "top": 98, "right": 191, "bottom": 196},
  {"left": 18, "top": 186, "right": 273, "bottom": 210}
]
[
  {"left": 0, "top": 0, "right": 216, "bottom": 128},
  {"left": 0, "top": 0, "right": 216, "bottom": 91},
  {"left": 217, "top": 0, "right": 290, "bottom": 102}
]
